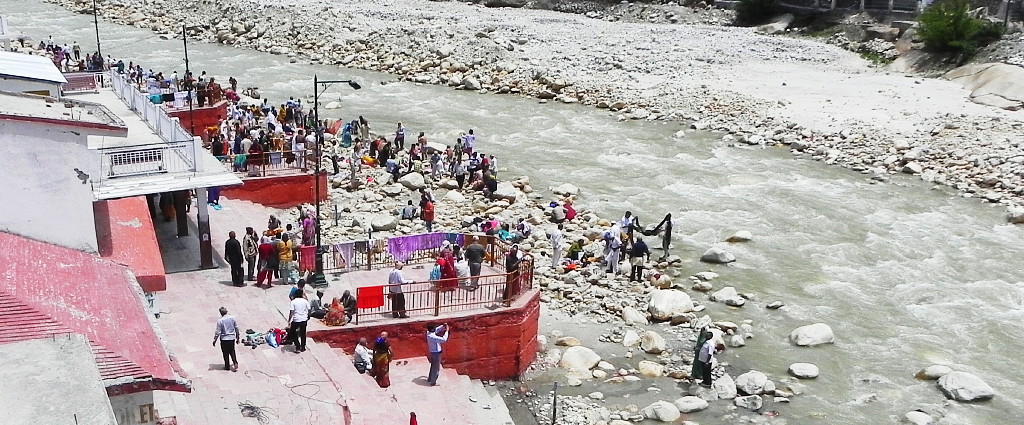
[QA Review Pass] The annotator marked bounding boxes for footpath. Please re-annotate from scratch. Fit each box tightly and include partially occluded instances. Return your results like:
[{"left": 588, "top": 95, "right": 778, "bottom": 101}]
[{"left": 152, "top": 196, "right": 513, "bottom": 425}]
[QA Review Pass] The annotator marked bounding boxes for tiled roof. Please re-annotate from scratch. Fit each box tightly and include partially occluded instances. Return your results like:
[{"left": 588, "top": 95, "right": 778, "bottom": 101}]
[
  {"left": 0, "top": 291, "right": 151, "bottom": 382},
  {"left": 0, "top": 232, "right": 188, "bottom": 394}
]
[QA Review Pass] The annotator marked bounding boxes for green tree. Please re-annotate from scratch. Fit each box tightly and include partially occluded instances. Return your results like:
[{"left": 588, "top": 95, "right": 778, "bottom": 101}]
[{"left": 918, "top": 0, "right": 1003, "bottom": 56}]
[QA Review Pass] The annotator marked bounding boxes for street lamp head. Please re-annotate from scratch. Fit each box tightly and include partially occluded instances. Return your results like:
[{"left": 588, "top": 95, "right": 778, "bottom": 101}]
[{"left": 348, "top": 81, "right": 362, "bottom": 90}]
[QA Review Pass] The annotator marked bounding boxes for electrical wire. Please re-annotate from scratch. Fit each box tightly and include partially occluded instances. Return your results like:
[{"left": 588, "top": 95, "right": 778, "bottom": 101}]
[
  {"left": 237, "top": 400, "right": 277, "bottom": 425},
  {"left": 244, "top": 369, "right": 348, "bottom": 424}
]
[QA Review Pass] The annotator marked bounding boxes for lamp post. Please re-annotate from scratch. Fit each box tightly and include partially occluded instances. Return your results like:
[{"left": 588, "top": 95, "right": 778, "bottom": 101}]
[
  {"left": 311, "top": 75, "right": 362, "bottom": 287},
  {"left": 92, "top": 0, "right": 101, "bottom": 59}
]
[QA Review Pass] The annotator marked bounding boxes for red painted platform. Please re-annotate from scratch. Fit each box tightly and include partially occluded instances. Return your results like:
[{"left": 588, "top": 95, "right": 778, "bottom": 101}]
[
  {"left": 308, "top": 289, "right": 540, "bottom": 381},
  {"left": 95, "top": 196, "right": 167, "bottom": 292},
  {"left": 166, "top": 100, "right": 228, "bottom": 140},
  {"left": 0, "top": 231, "right": 187, "bottom": 395},
  {"left": 221, "top": 173, "right": 327, "bottom": 209}
]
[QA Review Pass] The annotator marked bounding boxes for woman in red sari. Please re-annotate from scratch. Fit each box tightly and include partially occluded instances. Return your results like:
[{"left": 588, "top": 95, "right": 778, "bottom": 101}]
[
  {"left": 437, "top": 251, "right": 457, "bottom": 291},
  {"left": 369, "top": 335, "right": 392, "bottom": 388}
]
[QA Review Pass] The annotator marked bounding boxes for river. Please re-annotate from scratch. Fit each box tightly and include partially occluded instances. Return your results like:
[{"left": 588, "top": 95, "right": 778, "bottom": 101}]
[{"left": 5, "top": 1, "right": 1023, "bottom": 424}]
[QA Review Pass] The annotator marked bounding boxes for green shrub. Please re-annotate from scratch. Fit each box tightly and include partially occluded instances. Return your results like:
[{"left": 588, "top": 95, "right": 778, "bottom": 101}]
[
  {"left": 735, "top": 0, "right": 778, "bottom": 26},
  {"left": 917, "top": 0, "right": 1005, "bottom": 57}
]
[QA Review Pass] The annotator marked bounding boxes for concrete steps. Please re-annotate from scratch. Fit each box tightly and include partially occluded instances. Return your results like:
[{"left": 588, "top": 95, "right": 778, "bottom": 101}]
[{"left": 304, "top": 340, "right": 513, "bottom": 425}]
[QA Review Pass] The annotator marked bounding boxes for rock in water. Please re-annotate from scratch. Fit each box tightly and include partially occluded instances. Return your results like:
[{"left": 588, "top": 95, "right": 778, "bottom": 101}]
[
  {"left": 460, "top": 76, "right": 481, "bottom": 90},
  {"left": 788, "top": 363, "right": 820, "bottom": 379},
  {"left": 398, "top": 172, "right": 426, "bottom": 190},
  {"left": 789, "top": 323, "right": 835, "bottom": 346},
  {"left": 673, "top": 396, "right": 709, "bottom": 413},
  {"left": 551, "top": 182, "right": 580, "bottom": 196},
  {"left": 904, "top": 410, "right": 935, "bottom": 425},
  {"left": 734, "top": 395, "right": 763, "bottom": 410},
  {"left": 558, "top": 346, "right": 602, "bottom": 371},
  {"left": 937, "top": 371, "right": 995, "bottom": 402},
  {"left": 915, "top": 364, "right": 952, "bottom": 380},
  {"left": 1007, "top": 206, "right": 1024, "bottom": 224},
  {"left": 647, "top": 289, "right": 695, "bottom": 320},
  {"left": 622, "top": 330, "right": 641, "bottom": 347},
  {"left": 700, "top": 247, "right": 736, "bottom": 264},
  {"left": 712, "top": 373, "right": 737, "bottom": 399},
  {"left": 735, "top": 370, "right": 770, "bottom": 395},
  {"left": 641, "top": 401, "right": 681, "bottom": 422},
  {"left": 726, "top": 230, "right": 753, "bottom": 242}
]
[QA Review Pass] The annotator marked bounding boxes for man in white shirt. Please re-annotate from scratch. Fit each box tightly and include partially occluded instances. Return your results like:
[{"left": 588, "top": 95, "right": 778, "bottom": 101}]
[
  {"left": 287, "top": 289, "right": 311, "bottom": 352},
  {"left": 549, "top": 223, "right": 564, "bottom": 268},
  {"left": 213, "top": 307, "right": 240, "bottom": 371},
  {"left": 353, "top": 337, "right": 373, "bottom": 374},
  {"left": 388, "top": 262, "right": 413, "bottom": 318},
  {"left": 425, "top": 323, "right": 450, "bottom": 386},
  {"left": 697, "top": 331, "right": 716, "bottom": 387}
]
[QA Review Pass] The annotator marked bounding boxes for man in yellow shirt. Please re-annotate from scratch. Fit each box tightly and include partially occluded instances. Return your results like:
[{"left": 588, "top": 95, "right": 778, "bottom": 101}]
[{"left": 276, "top": 236, "right": 298, "bottom": 285}]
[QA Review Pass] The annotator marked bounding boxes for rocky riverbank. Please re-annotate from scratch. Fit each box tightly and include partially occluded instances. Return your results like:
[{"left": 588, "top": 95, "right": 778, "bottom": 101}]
[{"left": 54, "top": 0, "right": 1024, "bottom": 222}]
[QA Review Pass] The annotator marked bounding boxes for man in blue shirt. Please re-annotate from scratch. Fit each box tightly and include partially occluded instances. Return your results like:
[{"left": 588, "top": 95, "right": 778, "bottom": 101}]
[{"left": 426, "top": 323, "right": 450, "bottom": 386}]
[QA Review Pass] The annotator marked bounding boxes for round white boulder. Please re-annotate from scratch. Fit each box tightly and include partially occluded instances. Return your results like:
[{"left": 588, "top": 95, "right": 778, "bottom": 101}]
[
  {"left": 558, "top": 346, "right": 601, "bottom": 371},
  {"left": 789, "top": 323, "right": 835, "bottom": 346},
  {"left": 788, "top": 363, "right": 820, "bottom": 379},
  {"left": 700, "top": 247, "right": 736, "bottom": 264},
  {"left": 735, "top": 370, "right": 770, "bottom": 395},
  {"left": 647, "top": 289, "right": 694, "bottom": 321},
  {"left": 641, "top": 401, "right": 681, "bottom": 422},
  {"left": 673, "top": 396, "right": 709, "bottom": 413}
]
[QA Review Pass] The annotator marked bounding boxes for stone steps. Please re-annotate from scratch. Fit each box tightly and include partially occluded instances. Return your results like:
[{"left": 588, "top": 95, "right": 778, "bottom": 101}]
[{"left": 304, "top": 340, "right": 513, "bottom": 425}]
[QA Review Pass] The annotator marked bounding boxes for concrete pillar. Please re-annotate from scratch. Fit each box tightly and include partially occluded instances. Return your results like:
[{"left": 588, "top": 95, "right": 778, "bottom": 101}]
[
  {"left": 173, "top": 190, "right": 189, "bottom": 237},
  {"left": 195, "top": 188, "right": 213, "bottom": 269}
]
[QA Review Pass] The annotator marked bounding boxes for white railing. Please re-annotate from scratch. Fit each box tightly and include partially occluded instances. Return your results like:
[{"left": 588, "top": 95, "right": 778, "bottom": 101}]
[
  {"left": 108, "top": 71, "right": 195, "bottom": 145},
  {"left": 103, "top": 71, "right": 205, "bottom": 178},
  {"left": 98, "top": 142, "right": 196, "bottom": 178}
]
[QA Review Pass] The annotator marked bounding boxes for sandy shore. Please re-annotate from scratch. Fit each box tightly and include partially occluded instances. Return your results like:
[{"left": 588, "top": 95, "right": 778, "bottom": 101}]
[{"left": 46, "top": 0, "right": 1024, "bottom": 212}]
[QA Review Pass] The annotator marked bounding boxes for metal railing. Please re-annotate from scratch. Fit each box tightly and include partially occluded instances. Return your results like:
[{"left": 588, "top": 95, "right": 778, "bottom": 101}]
[
  {"left": 353, "top": 257, "right": 534, "bottom": 324},
  {"left": 98, "top": 141, "right": 196, "bottom": 178},
  {"left": 322, "top": 233, "right": 515, "bottom": 273},
  {"left": 62, "top": 72, "right": 105, "bottom": 93},
  {"left": 108, "top": 70, "right": 197, "bottom": 145},
  {"left": 222, "top": 149, "right": 311, "bottom": 178}
]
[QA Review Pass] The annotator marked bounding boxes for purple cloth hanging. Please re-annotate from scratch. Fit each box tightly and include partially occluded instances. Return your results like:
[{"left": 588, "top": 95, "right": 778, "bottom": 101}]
[
  {"left": 333, "top": 242, "right": 355, "bottom": 271},
  {"left": 387, "top": 233, "right": 447, "bottom": 262}
]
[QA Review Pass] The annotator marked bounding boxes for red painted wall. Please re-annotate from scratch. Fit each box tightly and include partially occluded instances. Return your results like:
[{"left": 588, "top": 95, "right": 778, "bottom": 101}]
[
  {"left": 167, "top": 101, "right": 228, "bottom": 140},
  {"left": 309, "top": 290, "right": 540, "bottom": 381},
  {"left": 221, "top": 174, "right": 328, "bottom": 209},
  {"left": 94, "top": 196, "right": 167, "bottom": 292}
]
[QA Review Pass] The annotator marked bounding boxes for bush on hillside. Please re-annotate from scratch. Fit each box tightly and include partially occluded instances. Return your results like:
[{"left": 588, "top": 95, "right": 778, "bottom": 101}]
[
  {"left": 735, "top": 0, "right": 779, "bottom": 26},
  {"left": 918, "top": 0, "right": 1005, "bottom": 57}
]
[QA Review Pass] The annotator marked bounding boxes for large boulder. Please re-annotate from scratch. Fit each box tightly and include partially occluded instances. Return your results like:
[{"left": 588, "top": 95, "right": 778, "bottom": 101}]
[
  {"left": 944, "top": 63, "right": 1024, "bottom": 111},
  {"left": 381, "top": 185, "right": 404, "bottom": 197},
  {"left": 621, "top": 330, "right": 641, "bottom": 347},
  {"left": 647, "top": 289, "right": 694, "bottom": 321},
  {"left": 492, "top": 182, "right": 521, "bottom": 202},
  {"left": 937, "top": 371, "right": 995, "bottom": 402},
  {"left": 443, "top": 190, "right": 466, "bottom": 203},
  {"left": 700, "top": 247, "right": 736, "bottom": 264},
  {"left": 558, "top": 346, "right": 601, "bottom": 371},
  {"left": 638, "top": 360, "right": 665, "bottom": 377},
  {"left": 726, "top": 230, "right": 753, "bottom": 242},
  {"left": 789, "top": 363, "right": 820, "bottom": 379},
  {"left": 673, "top": 396, "right": 709, "bottom": 413},
  {"left": 789, "top": 323, "right": 835, "bottom": 346},
  {"left": 735, "top": 370, "right": 770, "bottom": 395},
  {"left": 734, "top": 395, "right": 763, "bottom": 410},
  {"left": 398, "top": 172, "right": 426, "bottom": 190},
  {"left": 710, "top": 286, "right": 745, "bottom": 306},
  {"left": 915, "top": 364, "right": 953, "bottom": 380},
  {"left": 621, "top": 306, "right": 648, "bottom": 325},
  {"left": 641, "top": 401, "right": 681, "bottom": 422},
  {"left": 551, "top": 183, "right": 580, "bottom": 196},
  {"left": 460, "top": 76, "right": 481, "bottom": 90},
  {"left": 370, "top": 215, "right": 398, "bottom": 231},
  {"left": 640, "top": 330, "right": 667, "bottom": 354},
  {"left": 1007, "top": 206, "right": 1024, "bottom": 224},
  {"left": 712, "top": 373, "right": 737, "bottom": 399}
]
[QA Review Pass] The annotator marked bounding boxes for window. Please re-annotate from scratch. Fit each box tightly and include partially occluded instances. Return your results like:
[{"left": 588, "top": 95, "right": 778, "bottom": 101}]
[{"left": 139, "top": 404, "right": 155, "bottom": 423}]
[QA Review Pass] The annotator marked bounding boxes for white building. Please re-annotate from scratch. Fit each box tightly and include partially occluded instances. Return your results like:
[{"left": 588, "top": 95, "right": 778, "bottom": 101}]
[{"left": 0, "top": 50, "right": 67, "bottom": 97}]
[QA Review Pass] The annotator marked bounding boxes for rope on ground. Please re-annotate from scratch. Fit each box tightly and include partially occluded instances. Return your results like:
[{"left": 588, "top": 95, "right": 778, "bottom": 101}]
[
  {"left": 237, "top": 400, "right": 277, "bottom": 425},
  {"left": 244, "top": 369, "right": 348, "bottom": 424}
]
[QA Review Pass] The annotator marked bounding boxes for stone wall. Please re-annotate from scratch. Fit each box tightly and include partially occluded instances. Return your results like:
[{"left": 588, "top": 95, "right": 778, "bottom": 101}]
[{"left": 309, "top": 289, "right": 540, "bottom": 381}]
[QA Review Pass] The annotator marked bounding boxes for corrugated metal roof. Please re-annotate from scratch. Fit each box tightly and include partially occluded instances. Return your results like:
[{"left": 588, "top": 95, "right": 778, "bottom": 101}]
[
  {"left": 0, "top": 51, "right": 68, "bottom": 84},
  {"left": 0, "top": 232, "right": 187, "bottom": 392}
]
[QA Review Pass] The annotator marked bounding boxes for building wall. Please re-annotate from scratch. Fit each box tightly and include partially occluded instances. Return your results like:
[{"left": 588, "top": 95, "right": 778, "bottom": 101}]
[
  {"left": 309, "top": 289, "right": 540, "bottom": 380},
  {"left": 0, "top": 120, "right": 100, "bottom": 252},
  {"left": 0, "top": 76, "right": 60, "bottom": 97},
  {"left": 108, "top": 392, "right": 156, "bottom": 425}
]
